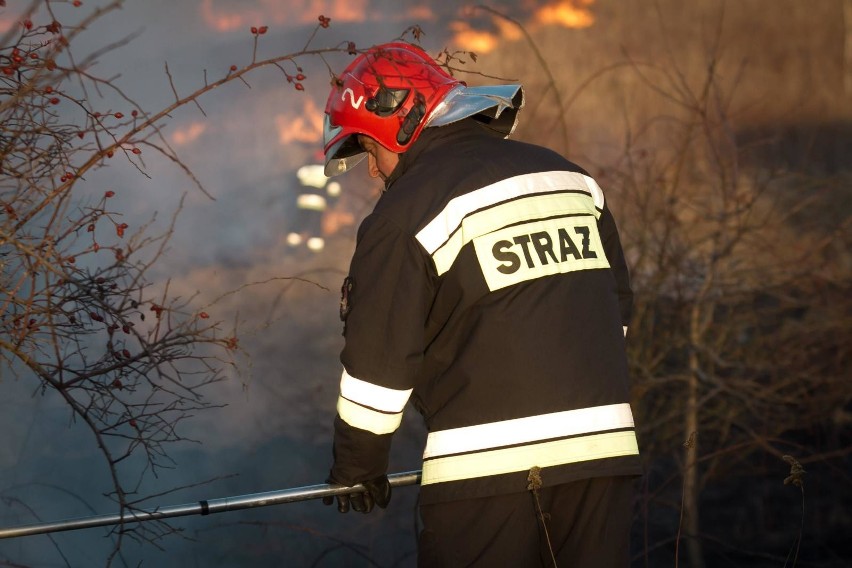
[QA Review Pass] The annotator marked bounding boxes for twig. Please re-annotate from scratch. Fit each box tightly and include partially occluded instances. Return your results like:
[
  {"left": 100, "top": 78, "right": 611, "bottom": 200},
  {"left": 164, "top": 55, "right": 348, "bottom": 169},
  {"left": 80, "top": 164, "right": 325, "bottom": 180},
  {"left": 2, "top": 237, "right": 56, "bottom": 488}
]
[{"left": 527, "top": 467, "right": 557, "bottom": 567}]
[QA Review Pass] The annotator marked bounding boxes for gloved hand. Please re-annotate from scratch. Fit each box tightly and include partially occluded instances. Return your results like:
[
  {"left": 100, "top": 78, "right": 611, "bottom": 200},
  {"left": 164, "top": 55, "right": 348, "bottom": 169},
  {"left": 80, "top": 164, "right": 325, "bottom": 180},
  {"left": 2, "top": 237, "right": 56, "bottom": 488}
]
[{"left": 323, "top": 475, "right": 391, "bottom": 514}]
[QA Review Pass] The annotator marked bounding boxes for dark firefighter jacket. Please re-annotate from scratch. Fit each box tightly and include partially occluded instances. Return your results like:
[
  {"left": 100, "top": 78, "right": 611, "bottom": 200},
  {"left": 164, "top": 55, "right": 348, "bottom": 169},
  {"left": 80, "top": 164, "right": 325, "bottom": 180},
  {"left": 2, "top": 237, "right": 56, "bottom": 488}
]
[{"left": 331, "top": 118, "right": 642, "bottom": 505}]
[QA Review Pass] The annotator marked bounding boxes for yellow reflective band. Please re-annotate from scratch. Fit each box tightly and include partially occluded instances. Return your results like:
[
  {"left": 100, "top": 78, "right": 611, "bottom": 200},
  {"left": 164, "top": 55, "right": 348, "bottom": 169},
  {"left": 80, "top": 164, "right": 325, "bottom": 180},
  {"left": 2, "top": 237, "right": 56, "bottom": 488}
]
[
  {"left": 423, "top": 403, "right": 635, "bottom": 459},
  {"left": 431, "top": 192, "right": 600, "bottom": 276},
  {"left": 416, "top": 170, "right": 605, "bottom": 255},
  {"left": 473, "top": 216, "right": 610, "bottom": 291},
  {"left": 337, "top": 396, "right": 403, "bottom": 435},
  {"left": 421, "top": 431, "right": 640, "bottom": 485},
  {"left": 297, "top": 193, "right": 327, "bottom": 211},
  {"left": 339, "top": 369, "right": 412, "bottom": 413}
]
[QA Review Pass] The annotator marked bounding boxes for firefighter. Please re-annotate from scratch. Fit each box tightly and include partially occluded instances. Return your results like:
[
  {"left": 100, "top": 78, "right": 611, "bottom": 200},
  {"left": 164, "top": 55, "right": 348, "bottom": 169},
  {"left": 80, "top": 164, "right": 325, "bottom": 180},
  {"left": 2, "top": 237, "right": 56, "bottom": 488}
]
[
  {"left": 286, "top": 164, "right": 341, "bottom": 253},
  {"left": 320, "top": 42, "right": 641, "bottom": 567}
]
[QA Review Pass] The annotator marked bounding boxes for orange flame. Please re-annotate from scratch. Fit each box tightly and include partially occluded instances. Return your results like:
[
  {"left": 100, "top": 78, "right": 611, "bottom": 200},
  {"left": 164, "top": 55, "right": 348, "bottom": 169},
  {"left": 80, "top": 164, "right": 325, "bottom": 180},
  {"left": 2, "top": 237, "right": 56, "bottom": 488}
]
[
  {"left": 535, "top": 0, "right": 595, "bottom": 29},
  {"left": 275, "top": 97, "right": 324, "bottom": 145},
  {"left": 450, "top": 1, "right": 595, "bottom": 54},
  {"left": 449, "top": 20, "right": 500, "bottom": 55}
]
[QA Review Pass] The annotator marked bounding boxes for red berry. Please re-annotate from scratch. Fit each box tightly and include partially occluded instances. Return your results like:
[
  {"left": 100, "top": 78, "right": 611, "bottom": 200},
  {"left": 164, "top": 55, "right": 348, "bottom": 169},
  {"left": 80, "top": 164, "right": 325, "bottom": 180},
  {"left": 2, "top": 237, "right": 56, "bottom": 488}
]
[
  {"left": 104, "top": 190, "right": 115, "bottom": 198},
  {"left": 114, "top": 112, "right": 123, "bottom": 119},
  {"left": 122, "top": 349, "right": 131, "bottom": 358},
  {"left": 258, "top": 26, "right": 268, "bottom": 34},
  {"left": 295, "top": 83, "right": 304, "bottom": 91},
  {"left": 131, "top": 110, "right": 138, "bottom": 117},
  {"left": 250, "top": 26, "right": 258, "bottom": 34},
  {"left": 131, "top": 148, "right": 141, "bottom": 155},
  {"left": 73, "top": 0, "right": 82, "bottom": 6},
  {"left": 50, "top": 97, "right": 60, "bottom": 105},
  {"left": 44, "top": 86, "right": 53, "bottom": 93},
  {"left": 296, "top": 73, "right": 305, "bottom": 80},
  {"left": 129, "top": 419, "right": 137, "bottom": 428},
  {"left": 229, "top": 65, "right": 237, "bottom": 72},
  {"left": 199, "top": 312, "right": 209, "bottom": 319}
]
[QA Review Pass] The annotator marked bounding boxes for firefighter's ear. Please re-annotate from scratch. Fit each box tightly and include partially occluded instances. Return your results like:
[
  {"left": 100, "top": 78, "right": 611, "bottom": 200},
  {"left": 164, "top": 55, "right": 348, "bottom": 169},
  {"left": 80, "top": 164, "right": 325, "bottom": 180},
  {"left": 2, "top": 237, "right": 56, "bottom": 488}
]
[{"left": 366, "top": 152, "right": 380, "bottom": 179}]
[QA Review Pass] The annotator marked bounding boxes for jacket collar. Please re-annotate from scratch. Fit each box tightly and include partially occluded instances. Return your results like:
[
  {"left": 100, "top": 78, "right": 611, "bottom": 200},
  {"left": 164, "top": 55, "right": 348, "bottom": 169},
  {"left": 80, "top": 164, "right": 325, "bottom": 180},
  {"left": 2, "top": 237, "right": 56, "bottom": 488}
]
[{"left": 383, "top": 119, "right": 498, "bottom": 190}]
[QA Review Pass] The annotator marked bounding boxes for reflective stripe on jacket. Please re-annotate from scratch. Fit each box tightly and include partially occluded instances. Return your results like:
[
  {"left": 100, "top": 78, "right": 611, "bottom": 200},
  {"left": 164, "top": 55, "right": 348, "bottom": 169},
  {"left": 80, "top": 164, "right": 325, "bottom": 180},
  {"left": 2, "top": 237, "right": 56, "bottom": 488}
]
[{"left": 331, "top": 119, "right": 641, "bottom": 503}]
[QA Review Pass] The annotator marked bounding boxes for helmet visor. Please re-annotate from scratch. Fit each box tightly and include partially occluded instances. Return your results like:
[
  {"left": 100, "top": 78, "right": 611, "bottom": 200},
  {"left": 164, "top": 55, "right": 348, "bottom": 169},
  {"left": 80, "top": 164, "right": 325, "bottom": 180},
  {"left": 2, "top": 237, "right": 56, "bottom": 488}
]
[{"left": 323, "top": 114, "right": 367, "bottom": 177}]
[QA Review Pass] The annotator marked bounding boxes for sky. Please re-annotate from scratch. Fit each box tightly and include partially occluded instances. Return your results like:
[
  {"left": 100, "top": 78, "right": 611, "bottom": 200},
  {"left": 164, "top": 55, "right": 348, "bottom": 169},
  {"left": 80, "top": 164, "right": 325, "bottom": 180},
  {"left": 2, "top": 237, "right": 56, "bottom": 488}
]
[{"left": 0, "top": 1, "right": 601, "bottom": 566}]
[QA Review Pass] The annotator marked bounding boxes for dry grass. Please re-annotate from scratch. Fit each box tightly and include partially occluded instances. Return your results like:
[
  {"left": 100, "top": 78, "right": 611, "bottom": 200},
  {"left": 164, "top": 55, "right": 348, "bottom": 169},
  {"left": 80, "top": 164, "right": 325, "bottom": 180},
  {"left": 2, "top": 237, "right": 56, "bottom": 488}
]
[{"left": 466, "top": 0, "right": 849, "bottom": 163}]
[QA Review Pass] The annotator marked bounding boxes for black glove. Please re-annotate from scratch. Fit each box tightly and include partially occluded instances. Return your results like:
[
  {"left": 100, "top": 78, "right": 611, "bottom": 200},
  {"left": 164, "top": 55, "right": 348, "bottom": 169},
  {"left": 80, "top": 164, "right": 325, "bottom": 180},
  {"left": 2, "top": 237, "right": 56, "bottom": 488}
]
[{"left": 323, "top": 475, "right": 391, "bottom": 514}]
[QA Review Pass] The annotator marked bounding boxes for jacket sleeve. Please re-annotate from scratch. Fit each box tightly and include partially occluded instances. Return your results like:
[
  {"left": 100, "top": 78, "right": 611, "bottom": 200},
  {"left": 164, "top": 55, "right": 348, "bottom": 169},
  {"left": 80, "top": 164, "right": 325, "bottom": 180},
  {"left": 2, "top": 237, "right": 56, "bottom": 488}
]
[
  {"left": 330, "top": 212, "right": 434, "bottom": 486},
  {"left": 598, "top": 203, "right": 633, "bottom": 329}
]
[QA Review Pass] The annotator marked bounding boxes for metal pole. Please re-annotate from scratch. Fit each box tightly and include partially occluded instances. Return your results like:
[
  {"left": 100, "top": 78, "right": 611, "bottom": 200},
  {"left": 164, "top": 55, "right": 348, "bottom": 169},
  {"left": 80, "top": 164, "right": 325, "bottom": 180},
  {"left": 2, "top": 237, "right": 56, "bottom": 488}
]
[{"left": 0, "top": 470, "right": 421, "bottom": 540}]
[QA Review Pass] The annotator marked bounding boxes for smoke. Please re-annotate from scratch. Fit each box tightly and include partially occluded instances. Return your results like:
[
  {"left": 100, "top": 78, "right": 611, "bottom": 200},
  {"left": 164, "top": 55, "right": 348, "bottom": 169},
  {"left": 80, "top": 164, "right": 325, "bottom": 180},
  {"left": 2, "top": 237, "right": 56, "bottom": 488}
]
[
  {"left": 199, "top": 0, "right": 441, "bottom": 31},
  {"left": 0, "top": 1, "right": 602, "bottom": 565},
  {"left": 170, "top": 121, "right": 208, "bottom": 146},
  {"left": 276, "top": 97, "right": 325, "bottom": 145}
]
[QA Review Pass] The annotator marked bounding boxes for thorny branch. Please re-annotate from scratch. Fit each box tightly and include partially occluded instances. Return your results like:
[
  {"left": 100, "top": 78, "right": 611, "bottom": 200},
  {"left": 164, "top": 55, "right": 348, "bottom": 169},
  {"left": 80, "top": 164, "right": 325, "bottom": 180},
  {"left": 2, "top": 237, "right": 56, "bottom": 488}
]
[{"left": 0, "top": 0, "right": 358, "bottom": 561}]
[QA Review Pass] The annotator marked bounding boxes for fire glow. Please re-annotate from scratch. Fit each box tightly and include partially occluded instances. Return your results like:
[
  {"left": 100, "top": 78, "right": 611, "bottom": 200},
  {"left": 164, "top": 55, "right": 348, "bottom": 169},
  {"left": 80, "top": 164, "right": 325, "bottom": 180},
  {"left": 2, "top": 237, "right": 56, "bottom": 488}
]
[
  {"left": 200, "top": 0, "right": 410, "bottom": 32},
  {"left": 535, "top": 0, "right": 596, "bottom": 28},
  {"left": 449, "top": 21, "right": 499, "bottom": 55},
  {"left": 452, "top": 0, "right": 596, "bottom": 54},
  {"left": 171, "top": 122, "right": 207, "bottom": 146},
  {"left": 276, "top": 97, "right": 324, "bottom": 145}
]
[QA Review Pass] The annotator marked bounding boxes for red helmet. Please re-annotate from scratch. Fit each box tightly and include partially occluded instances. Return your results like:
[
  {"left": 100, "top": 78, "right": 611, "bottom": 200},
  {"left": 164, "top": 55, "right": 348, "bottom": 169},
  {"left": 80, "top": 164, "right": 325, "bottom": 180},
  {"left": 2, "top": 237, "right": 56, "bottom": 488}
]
[{"left": 323, "top": 43, "right": 462, "bottom": 177}]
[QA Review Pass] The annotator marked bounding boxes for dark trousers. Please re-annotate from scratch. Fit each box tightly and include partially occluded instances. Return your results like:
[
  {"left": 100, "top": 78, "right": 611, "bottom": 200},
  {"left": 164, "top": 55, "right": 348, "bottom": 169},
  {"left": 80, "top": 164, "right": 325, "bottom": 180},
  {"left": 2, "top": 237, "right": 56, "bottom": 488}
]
[{"left": 417, "top": 476, "right": 635, "bottom": 568}]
